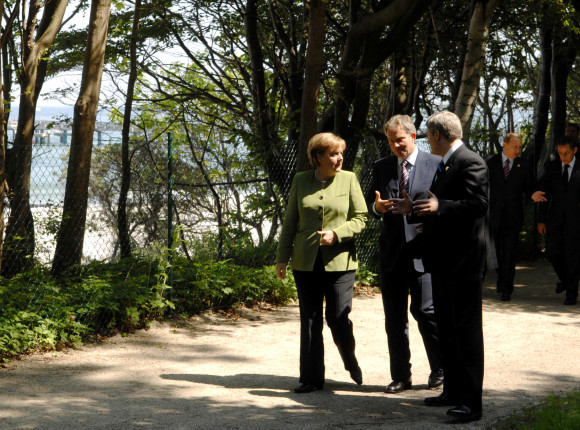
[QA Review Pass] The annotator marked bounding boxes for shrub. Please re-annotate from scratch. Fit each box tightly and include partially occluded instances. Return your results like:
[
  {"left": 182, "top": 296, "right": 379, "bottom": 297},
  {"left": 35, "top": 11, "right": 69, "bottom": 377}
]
[{"left": 0, "top": 257, "right": 296, "bottom": 362}]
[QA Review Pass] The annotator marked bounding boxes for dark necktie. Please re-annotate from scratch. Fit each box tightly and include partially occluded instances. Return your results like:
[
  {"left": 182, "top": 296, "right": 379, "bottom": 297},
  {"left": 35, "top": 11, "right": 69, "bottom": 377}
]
[
  {"left": 562, "top": 164, "right": 570, "bottom": 191},
  {"left": 399, "top": 160, "right": 409, "bottom": 197},
  {"left": 504, "top": 159, "right": 510, "bottom": 179},
  {"left": 434, "top": 160, "right": 444, "bottom": 183}
]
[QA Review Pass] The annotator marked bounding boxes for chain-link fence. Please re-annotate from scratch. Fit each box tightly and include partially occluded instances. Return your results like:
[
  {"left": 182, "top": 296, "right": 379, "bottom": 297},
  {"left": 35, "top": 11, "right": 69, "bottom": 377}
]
[
  {"left": 0, "top": 128, "right": 423, "bottom": 353},
  {"left": 6, "top": 129, "right": 122, "bottom": 269},
  {"left": 2, "top": 132, "right": 418, "bottom": 277}
]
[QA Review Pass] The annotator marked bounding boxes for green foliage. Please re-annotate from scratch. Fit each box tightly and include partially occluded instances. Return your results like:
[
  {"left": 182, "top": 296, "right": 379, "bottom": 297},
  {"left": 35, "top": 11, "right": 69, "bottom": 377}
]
[
  {"left": 221, "top": 233, "right": 279, "bottom": 267},
  {"left": 0, "top": 257, "right": 296, "bottom": 362},
  {"left": 355, "top": 264, "right": 379, "bottom": 288},
  {"left": 497, "top": 392, "right": 580, "bottom": 429},
  {"left": 170, "top": 256, "right": 296, "bottom": 313}
]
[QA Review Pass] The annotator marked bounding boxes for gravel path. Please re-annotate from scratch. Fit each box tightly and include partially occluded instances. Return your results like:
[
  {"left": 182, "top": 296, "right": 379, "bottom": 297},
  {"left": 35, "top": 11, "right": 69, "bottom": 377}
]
[{"left": 1, "top": 260, "right": 579, "bottom": 429}]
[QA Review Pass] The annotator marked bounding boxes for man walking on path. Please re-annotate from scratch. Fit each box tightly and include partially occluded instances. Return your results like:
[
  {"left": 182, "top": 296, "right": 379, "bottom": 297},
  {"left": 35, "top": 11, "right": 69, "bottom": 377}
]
[
  {"left": 532, "top": 135, "right": 580, "bottom": 306},
  {"left": 486, "top": 133, "right": 533, "bottom": 301}
]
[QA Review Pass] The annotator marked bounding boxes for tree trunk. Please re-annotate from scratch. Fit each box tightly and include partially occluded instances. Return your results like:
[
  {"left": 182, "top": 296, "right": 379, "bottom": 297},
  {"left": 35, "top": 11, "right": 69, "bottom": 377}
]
[
  {"left": 529, "top": 21, "right": 552, "bottom": 170},
  {"left": 333, "top": 0, "right": 430, "bottom": 169},
  {"left": 244, "top": 0, "right": 289, "bottom": 197},
  {"left": 453, "top": 0, "right": 499, "bottom": 145},
  {"left": 297, "top": 0, "right": 326, "bottom": 172},
  {"left": 52, "top": 0, "right": 112, "bottom": 276},
  {"left": 268, "top": 1, "right": 305, "bottom": 147},
  {"left": 549, "top": 35, "right": 577, "bottom": 151},
  {"left": 2, "top": 0, "right": 68, "bottom": 278},
  {"left": 117, "top": 0, "right": 142, "bottom": 259},
  {"left": 0, "top": 2, "right": 6, "bottom": 274},
  {"left": 386, "top": 48, "right": 409, "bottom": 120}
]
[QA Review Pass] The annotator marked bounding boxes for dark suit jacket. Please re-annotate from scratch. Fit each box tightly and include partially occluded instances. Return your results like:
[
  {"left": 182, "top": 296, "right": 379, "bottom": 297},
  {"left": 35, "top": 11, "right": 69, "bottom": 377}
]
[
  {"left": 420, "top": 144, "right": 489, "bottom": 278},
  {"left": 486, "top": 154, "right": 533, "bottom": 231},
  {"left": 365, "top": 150, "right": 442, "bottom": 273},
  {"left": 538, "top": 157, "right": 580, "bottom": 255}
]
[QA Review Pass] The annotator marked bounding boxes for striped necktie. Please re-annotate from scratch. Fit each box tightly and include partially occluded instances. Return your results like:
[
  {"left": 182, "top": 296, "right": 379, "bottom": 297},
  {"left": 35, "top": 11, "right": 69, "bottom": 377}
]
[
  {"left": 504, "top": 159, "right": 510, "bottom": 179},
  {"left": 399, "top": 160, "right": 409, "bottom": 197}
]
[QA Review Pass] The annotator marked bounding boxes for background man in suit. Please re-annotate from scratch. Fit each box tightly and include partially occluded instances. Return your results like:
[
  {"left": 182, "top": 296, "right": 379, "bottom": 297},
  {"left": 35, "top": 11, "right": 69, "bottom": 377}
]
[
  {"left": 532, "top": 135, "right": 580, "bottom": 305},
  {"left": 486, "top": 133, "right": 533, "bottom": 301},
  {"left": 566, "top": 122, "right": 579, "bottom": 143},
  {"left": 411, "top": 111, "right": 488, "bottom": 424},
  {"left": 365, "top": 115, "right": 443, "bottom": 394}
]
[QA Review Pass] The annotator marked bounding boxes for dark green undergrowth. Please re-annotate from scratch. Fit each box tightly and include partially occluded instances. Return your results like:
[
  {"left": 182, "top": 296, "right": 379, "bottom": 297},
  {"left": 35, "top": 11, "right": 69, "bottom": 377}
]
[
  {"left": 0, "top": 256, "right": 297, "bottom": 362},
  {"left": 496, "top": 392, "right": 580, "bottom": 429}
]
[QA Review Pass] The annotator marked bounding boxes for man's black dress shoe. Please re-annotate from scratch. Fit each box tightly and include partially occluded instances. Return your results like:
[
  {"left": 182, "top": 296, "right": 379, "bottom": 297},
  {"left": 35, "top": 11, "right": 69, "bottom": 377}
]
[
  {"left": 428, "top": 369, "right": 444, "bottom": 389},
  {"left": 556, "top": 282, "right": 566, "bottom": 294},
  {"left": 424, "top": 392, "right": 457, "bottom": 406},
  {"left": 446, "top": 405, "right": 482, "bottom": 423},
  {"left": 500, "top": 293, "right": 511, "bottom": 301},
  {"left": 385, "top": 378, "right": 412, "bottom": 393},
  {"left": 564, "top": 297, "right": 577, "bottom": 305},
  {"left": 349, "top": 367, "right": 363, "bottom": 385},
  {"left": 294, "top": 383, "right": 323, "bottom": 393}
]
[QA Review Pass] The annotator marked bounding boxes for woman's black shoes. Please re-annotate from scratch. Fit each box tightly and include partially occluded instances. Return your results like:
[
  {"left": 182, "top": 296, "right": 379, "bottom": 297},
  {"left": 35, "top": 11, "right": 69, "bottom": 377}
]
[
  {"left": 294, "top": 367, "right": 361, "bottom": 393},
  {"left": 349, "top": 367, "right": 363, "bottom": 385},
  {"left": 294, "top": 383, "right": 323, "bottom": 393}
]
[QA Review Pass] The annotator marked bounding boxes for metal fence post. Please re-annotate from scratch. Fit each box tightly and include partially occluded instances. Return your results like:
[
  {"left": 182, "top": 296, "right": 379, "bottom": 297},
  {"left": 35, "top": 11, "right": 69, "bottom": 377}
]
[{"left": 167, "top": 132, "right": 174, "bottom": 288}]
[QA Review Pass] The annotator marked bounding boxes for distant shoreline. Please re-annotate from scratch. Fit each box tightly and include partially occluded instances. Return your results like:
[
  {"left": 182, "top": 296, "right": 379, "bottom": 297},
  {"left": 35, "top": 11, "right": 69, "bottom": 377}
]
[{"left": 9, "top": 105, "right": 110, "bottom": 122}]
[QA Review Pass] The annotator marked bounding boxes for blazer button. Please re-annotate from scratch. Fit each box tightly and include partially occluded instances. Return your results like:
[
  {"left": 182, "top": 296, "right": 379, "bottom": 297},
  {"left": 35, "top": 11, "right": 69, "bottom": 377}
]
[{"left": 319, "top": 196, "right": 323, "bottom": 200}]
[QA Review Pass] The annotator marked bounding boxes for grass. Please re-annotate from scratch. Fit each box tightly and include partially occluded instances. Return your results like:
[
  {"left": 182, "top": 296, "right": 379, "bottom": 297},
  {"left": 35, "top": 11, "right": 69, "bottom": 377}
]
[{"left": 496, "top": 392, "right": 580, "bottom": 429}]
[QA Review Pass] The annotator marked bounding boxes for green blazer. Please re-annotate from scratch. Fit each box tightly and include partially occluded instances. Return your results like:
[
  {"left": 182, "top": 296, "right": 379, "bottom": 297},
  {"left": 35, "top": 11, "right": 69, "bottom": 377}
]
[{"left": 276, "top": 170, "right": 368, "bottom": 271}]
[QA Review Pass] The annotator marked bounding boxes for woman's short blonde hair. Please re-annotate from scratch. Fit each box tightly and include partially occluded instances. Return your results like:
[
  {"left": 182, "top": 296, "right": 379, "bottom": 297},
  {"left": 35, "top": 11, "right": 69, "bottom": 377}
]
[{"left": 307, "top": 132, "right": 346, "bottom": 167}]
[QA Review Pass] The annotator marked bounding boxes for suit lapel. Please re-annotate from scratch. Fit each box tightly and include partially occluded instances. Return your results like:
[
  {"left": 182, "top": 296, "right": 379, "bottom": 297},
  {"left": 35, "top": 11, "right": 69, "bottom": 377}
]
[
  {"left": 506, "top": 156, "right": 523, "bottom": 181},
  {"left": 386, "top": 157, "right": 399, "bottom": 199},
  {"left": 411, "top": 151, "right": 425, "bottom": 194},
  {"left": 432, "top": 145, "right": 466, "bottom": 190},
  {"left": 569, "top": 159, "right": 580, "bottom": 186},
  {"left": 571, "top": 158, "right": 580, "bottom": 176},
  {"left": 492, "top": 155, "right": 503, "bottom": 180}
]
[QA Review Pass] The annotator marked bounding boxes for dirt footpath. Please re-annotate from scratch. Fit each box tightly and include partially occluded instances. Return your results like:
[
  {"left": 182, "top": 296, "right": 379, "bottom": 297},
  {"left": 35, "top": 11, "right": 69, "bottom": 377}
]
[{"left": 1, "top": 260, "right": 579, "bottom": 430}]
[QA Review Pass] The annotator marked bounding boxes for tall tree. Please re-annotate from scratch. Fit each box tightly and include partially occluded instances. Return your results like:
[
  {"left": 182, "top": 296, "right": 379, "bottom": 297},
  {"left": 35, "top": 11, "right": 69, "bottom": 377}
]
[
  {"left": 0, "top": 2, "right": 8, "bottom": 274},
  {"left": 2, "top": 0, "right": 69, "bottom": 277},
  {"left": 550, "top": 33, "right": 578, "bottom": 145},
  {"left": 453, "top": 0, "right": 499, "bottom": 144},
  {"left": 530, "top": 17, "right": 553, "bottom": 168},
  {"left": 52, "top": 0, "right": 113, "bottom": 275},
  {"left": 332, "top": 0, "right": 431, "bottom": 169},
  {"left": 297, "top": 0, "right": 326, "bottom": 171},
  {"left": 117, "top": 0, "right": 142, "bottom": 259}
]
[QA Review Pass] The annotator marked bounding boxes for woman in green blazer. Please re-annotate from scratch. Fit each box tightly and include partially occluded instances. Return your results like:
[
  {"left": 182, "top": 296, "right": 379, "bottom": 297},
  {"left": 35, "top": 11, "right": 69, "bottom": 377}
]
[{"left": 276, "top": 132, "right": 368, "bottom": 393}]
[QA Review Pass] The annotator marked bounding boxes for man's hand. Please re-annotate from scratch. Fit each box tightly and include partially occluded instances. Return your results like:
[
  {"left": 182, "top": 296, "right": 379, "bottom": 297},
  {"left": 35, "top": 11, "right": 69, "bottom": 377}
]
[
  {"left": 317, "top": 230, "right": 337, "bottom": 246},
  {"left": 386, "top": 190, "right": 413, "bottom": 215},
  {"left": 531, "top": 190, "right": 547, "bottom": 202},
  {"left": 413, "top": 190, "right": 439, "bottom": 216},
  {"left": 374, "top": 191, "right": 391, "bottom": 214},
  {"left": 276, "top": 262, "right": 287, "bottom": 279},
  {"left": 538, "top": 223, "right": 547, "bottom": 235}
]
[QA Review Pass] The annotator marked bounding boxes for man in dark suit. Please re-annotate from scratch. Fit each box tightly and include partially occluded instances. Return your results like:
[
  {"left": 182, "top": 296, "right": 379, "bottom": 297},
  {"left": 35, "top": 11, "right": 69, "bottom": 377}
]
[
  {"left": 410, "top": 111, "right": 488, "bottom": 424},
  {"left": 486, "top": 133, "right": 533, "bottom": 301},
  {"left": 365, "top": 114, "right": 443, "bottom": 394},
  {"left": 532, "top": 135, "right": 580, "bottom": 305},
  {"left": 566, "top": 122, "right": 579, "bottom": 143}
]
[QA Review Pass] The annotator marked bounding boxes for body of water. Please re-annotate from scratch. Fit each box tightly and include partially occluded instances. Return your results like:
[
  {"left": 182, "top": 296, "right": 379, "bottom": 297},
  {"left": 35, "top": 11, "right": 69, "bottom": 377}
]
[{"left": 6, "top": 129, "right": 123, "bottom": 207}]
